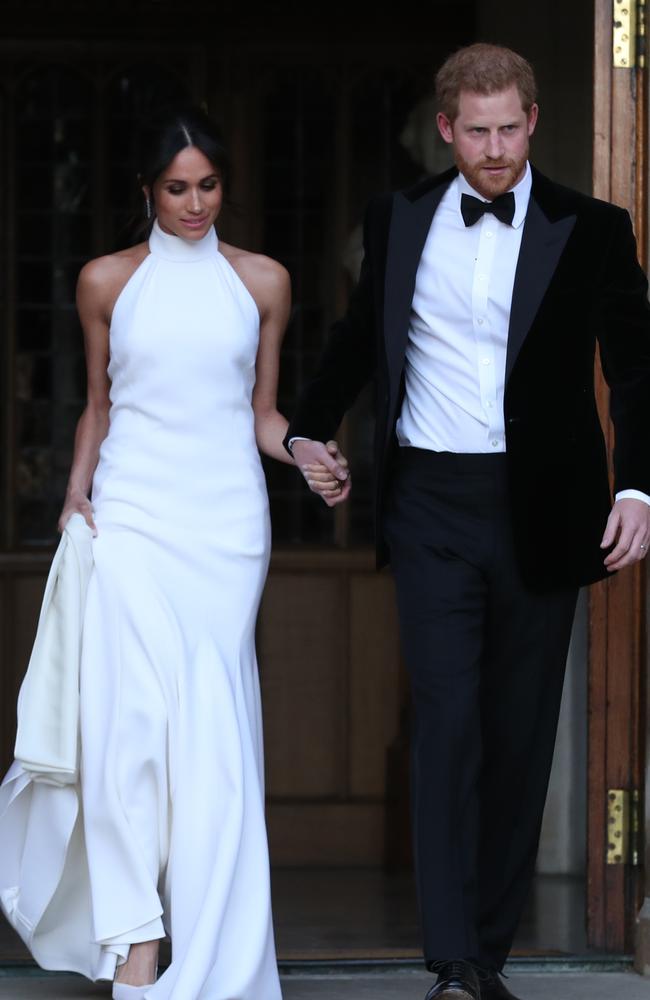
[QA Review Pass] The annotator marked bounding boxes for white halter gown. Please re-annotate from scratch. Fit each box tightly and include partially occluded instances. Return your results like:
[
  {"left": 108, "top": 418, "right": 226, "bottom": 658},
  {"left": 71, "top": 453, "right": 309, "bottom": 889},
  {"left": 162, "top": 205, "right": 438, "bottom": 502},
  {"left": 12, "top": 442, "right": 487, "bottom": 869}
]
[{"left": 0, "top": 221, "right": 282, "bottom": 999}]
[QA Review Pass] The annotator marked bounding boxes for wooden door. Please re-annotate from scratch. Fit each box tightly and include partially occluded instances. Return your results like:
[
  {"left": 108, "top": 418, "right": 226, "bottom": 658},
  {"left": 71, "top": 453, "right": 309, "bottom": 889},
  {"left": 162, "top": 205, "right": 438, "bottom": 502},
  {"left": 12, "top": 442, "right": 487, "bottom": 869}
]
[{"left": 589, "top": 0, "right": 647, "bottom": 955}]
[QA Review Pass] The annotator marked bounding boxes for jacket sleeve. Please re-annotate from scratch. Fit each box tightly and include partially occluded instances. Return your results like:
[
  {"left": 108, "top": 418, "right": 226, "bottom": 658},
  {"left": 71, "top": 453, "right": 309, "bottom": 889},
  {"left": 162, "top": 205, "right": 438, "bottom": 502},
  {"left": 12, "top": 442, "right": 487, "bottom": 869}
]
[
  {"left": 284, "top": 200, "right": 380, "bottom": 450},
  {"left": 597, "top": 208, "right": 650, "bottom": 496}
]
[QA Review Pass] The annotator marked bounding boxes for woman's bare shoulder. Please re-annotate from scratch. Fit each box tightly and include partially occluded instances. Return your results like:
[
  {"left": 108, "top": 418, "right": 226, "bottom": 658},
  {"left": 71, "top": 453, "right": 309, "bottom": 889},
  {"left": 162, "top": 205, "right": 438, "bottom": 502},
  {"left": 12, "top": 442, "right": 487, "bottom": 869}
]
[
  {"left": 76, "top": 243, "right": 150, "bottom": 322},
  {"left": 78, "top": 242, "right": 150, "bottom": 292},
  {"left": 220, "top": 242, "right": 290, "bottom": 292}
]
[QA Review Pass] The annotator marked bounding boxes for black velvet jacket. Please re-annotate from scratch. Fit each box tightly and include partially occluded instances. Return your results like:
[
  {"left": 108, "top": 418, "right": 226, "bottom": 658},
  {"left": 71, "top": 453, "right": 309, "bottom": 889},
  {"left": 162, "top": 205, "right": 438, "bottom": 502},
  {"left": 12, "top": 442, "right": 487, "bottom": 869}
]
[{"left": 286, "top": 167, "right": 650, "bottom": 590}]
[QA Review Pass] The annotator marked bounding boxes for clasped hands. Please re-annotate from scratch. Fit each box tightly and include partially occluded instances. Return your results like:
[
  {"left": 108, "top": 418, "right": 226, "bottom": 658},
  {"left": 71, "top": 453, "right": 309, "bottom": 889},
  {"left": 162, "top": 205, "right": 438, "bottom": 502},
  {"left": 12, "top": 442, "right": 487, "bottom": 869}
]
[{"left": 291, "top": 439, "right": 351, "bottom": 507}]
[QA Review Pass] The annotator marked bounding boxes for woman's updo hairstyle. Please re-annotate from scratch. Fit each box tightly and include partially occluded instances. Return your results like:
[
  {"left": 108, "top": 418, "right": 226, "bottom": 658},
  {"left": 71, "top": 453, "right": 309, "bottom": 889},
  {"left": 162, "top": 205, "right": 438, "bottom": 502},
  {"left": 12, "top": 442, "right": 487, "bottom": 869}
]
[{"left": 137, "top": 104, "right": 230, "bottom": 229}]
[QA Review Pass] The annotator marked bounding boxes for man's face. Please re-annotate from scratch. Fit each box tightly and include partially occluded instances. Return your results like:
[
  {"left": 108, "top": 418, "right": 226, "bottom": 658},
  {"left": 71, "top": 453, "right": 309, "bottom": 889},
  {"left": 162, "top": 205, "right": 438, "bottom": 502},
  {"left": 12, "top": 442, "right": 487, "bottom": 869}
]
[{"left": 437, "top": 85, "right": 538, "bottom": 200}]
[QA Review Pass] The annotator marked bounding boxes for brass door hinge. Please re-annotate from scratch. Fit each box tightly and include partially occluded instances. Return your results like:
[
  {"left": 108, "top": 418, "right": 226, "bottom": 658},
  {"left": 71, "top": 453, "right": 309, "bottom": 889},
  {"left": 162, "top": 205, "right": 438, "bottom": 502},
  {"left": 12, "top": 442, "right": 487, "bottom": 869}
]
[
  {"left": 607, "top": 788, "right": 642, "bottom": 865},
  {"left": 614, "top": 0, "right": 647, "bottom": 67}
]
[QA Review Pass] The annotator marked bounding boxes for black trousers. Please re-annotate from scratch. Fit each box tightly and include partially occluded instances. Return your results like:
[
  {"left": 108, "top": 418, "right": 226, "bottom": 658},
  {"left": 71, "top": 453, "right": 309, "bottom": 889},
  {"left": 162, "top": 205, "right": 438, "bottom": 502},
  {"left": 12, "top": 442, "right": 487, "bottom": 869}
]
[{"left": 383, "top": 449, "right": 578, "bottom": 971}]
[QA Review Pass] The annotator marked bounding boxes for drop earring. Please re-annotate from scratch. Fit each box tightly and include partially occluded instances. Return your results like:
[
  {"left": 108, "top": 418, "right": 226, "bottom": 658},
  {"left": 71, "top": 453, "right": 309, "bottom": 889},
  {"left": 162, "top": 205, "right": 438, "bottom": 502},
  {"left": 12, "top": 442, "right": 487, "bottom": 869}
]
[{"left": 145, "top": 195, "right": 152, "bottom": 220}]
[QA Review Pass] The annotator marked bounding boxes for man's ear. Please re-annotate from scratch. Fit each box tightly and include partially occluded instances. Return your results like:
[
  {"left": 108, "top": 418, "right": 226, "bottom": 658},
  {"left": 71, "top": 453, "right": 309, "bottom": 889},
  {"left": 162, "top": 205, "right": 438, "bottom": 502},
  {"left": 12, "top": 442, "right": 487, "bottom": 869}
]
[
  {"left": 527, "top": 103, "right": 539, "bottom": 137},
  {"left": 437, "top": 111, "right": 454, "bottom": 145}
]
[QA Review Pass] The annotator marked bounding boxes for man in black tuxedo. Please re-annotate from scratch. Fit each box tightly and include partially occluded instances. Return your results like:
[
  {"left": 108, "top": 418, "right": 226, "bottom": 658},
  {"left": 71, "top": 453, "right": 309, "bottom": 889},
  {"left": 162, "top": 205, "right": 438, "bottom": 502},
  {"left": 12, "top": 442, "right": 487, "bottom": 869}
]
[{"left": 285, "top": 43, "right": 650, "bottom": 1000}]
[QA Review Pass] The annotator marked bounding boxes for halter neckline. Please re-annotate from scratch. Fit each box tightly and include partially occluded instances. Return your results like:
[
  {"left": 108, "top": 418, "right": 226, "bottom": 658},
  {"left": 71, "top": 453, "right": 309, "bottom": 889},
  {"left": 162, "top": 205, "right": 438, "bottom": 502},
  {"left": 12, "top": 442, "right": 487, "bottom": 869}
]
[{"left": 148, "top": 219, "right": 219, "bottom": 262}]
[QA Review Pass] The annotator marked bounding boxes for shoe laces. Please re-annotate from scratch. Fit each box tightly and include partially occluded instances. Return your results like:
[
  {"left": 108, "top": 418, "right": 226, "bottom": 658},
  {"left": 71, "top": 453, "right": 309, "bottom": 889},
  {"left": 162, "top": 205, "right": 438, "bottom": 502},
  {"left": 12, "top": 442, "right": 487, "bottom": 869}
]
[{"left": 431, "top": 959, "right": 476, "bottom": 980}]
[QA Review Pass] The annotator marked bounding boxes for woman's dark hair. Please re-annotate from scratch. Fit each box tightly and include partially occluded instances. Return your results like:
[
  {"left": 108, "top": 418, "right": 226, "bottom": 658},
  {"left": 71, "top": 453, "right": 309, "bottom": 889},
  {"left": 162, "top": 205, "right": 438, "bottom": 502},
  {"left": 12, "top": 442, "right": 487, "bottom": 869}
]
[
  {"left": 131, "top": 104, "right": 230, "bottom": 238},
  {"left": 139, "top": 104, "right": 230, "bottom": 191}
]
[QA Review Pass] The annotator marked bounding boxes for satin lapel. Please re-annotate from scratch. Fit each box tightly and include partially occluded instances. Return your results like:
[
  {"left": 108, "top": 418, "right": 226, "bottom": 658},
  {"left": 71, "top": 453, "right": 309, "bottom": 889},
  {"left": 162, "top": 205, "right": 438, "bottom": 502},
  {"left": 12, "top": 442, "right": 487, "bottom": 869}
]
[
  {"left": 505, "top": 196, "right": 576, "bottom": 382},
  {"left": 384, "top": 184, "right": 448, "bottom": 402}
]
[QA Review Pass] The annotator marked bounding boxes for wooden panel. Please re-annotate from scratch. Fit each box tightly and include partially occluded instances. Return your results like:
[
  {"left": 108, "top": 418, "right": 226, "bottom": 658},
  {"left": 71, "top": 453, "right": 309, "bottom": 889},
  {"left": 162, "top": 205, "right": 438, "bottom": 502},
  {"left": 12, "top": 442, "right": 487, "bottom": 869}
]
[
  {"left": 588, "top": 567, "right": 645, "bottom": 950},
  {"left": 349, "top": 571, "right": 401, "bottom": 797},
  {"left": 637, "top": 584, "right": 650, "bottom": 973},
  {"left": 258, "top": 573, "right": 348, "bottom": 798},
  {"left": 589, "top": 0, "right": 647, "bottom": 952},
  {"left": 259, "top": 561, "right": 402, "bottom": 861},
  {"left": 267, "top": 802, "right": 385, "bottom": 867},
  {"left": 592, "top": 0, "right": 612, "bottom": 202}
]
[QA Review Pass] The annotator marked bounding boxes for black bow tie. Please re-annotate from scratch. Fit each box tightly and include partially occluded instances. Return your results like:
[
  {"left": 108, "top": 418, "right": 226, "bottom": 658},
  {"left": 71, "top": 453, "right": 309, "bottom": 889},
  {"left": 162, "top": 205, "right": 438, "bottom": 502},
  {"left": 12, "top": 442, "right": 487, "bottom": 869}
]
[{"left": 460, "top": 191, "right": 515, "bottom": 227}]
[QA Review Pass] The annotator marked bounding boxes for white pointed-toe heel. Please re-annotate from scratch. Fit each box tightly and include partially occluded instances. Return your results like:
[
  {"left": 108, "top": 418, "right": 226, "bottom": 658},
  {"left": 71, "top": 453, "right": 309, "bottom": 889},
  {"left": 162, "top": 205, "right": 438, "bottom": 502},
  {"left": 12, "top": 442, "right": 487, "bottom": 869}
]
[{"left": 112, "top": 983, "right": 155, "bottom": 999}]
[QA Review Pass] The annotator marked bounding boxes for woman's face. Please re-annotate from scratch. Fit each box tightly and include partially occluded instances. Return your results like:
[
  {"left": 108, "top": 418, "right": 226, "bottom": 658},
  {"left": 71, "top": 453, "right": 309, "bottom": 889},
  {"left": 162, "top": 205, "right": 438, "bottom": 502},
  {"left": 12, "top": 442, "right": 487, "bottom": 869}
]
[{"left": 147, "top": 145, "right": 223, "bottom": 240}]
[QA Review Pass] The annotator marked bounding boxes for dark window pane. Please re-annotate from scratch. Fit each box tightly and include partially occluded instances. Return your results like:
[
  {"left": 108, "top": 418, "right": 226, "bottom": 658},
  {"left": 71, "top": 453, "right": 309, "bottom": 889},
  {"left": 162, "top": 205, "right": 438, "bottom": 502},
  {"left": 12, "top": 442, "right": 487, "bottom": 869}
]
[
  {"left": 17, "top": 499, "right": 59, "bottom": 547},
  {"left": 54, "top": 261, "right": 83, "bottom": 304},
  {"left": 17, "top": 401, "right": 52, "bottom": 447},
  {"left": 52, "top": 313, "right": 84, "bottom": 354},
  {"left": 15, "top": 354, "right": 53, "bottom": 400},
  {"left": 17, "top": 165, "right": 54, "bottom": 209},
  {"left": 16, "top": 120, "right": 55, "bottom": 161},
  {"left": 16, "top": 448, "right": 53, "bottom": 498},
  {"left": 17, "top": 213, "right": 53, "bottom": 256},
  {"left": 16, "top": 308, "right": 52, "bottom": 351},
  {"left": 12, "top": 72, "right": 90, "bottom": 542},
  {"left": 55, "top": 117, "right": 93, "bottom": 160},
  {"left": 53, "top": 161, "right": 91, "bottom": 212},
  {"left": 51, "top": 350, "right": 86, "bottom": 401},
  {"left": 17, "top": 261, "right": 53, "bottom": 303},
  {"left": 58, "top": 70, "right": 94, "bottom": 117}
]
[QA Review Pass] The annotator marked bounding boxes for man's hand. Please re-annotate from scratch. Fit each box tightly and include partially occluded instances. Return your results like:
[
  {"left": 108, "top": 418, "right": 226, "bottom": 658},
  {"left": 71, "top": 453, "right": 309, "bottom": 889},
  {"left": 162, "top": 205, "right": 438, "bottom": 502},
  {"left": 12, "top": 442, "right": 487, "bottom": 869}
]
[
  {"left": 291, "top": 439, "right": 351, "bottom": 507},
  {"left": 601, "top": 498, "right": 650, "bottom": 572}
]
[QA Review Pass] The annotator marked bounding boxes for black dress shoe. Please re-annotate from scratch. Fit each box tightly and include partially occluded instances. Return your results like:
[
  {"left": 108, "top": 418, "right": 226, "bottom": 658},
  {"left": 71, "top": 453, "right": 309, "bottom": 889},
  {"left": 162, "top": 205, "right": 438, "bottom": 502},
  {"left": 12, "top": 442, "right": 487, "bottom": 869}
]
[
  {"left": 425, "top": 960, "right": 481, "bottom": 999},
  {"left": 479, "top": 969, "right": 523, "bottom": 1000}
]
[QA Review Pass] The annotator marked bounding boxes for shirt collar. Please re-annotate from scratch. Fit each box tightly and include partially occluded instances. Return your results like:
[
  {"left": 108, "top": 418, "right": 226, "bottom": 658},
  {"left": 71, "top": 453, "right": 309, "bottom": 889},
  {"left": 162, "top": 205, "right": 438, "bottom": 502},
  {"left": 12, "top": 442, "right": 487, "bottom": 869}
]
[{"left": 454, "top": 161, "right": 532, "bottom": 230}]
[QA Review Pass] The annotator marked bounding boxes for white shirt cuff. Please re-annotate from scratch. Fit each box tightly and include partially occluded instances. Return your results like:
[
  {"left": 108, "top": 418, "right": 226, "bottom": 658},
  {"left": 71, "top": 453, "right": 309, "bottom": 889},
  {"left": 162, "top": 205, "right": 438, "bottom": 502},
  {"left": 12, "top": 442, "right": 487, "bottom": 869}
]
[{"left": 615, "top": 489, "right": 650, "bottom": 507}]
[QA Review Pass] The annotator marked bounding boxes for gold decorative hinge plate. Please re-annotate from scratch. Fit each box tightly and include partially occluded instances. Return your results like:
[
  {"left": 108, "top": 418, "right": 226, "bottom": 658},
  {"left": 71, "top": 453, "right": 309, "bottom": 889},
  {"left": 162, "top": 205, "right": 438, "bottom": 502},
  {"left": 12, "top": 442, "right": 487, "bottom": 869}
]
[
  {"left": 613, "top": 0, "right": 646, "bottom": 68},
  {"left": 607, "top": 788, "right": 642, "bottom": 865}
]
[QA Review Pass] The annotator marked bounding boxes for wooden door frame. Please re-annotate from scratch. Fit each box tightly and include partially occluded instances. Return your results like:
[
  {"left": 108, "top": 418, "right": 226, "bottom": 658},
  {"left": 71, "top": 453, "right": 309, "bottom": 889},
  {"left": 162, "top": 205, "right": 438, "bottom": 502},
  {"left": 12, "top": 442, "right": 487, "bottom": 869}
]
[{"left": 590, "top": 0, "right": 648, "bottom": 958}]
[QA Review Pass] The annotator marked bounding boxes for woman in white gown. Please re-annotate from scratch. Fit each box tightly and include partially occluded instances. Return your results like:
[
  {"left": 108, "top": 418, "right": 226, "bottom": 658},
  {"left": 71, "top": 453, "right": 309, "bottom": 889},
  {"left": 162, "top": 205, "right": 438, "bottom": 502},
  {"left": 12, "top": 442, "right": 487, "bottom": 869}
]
[{"left": 2, "top": 106, "right": 348, "bottom": 999}]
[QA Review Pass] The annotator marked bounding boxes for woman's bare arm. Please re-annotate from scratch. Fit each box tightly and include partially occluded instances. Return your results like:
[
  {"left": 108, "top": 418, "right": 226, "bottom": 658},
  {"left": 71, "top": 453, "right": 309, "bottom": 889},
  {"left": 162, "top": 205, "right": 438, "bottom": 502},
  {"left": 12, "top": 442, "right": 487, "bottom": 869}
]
[
  {"left": 220, "top": 246, "right": 292, "bottom": 463},
  {"left": 58, "top": 249, "right": 146, "bottom": 533},
  {"left": 218, "top": 243, "right": 347, "bottom": 501}
]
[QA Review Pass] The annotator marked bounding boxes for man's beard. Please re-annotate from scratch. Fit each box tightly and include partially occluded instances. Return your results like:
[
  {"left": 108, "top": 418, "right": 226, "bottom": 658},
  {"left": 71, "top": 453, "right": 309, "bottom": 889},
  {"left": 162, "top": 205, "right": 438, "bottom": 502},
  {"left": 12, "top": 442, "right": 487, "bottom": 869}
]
[{"left": 456, "top": 149, "right": 528, "bottom": 200}]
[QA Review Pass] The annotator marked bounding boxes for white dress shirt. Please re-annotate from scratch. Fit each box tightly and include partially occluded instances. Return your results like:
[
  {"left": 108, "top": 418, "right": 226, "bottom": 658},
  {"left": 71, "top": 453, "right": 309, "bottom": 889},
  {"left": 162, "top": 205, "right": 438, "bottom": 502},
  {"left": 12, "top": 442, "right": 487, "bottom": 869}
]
[
  {"left": 395, "top": 163, "right": 650, "bottom": 507},
  {"left": 396, "top": 165, "right": 530, "bottom": 453}
]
